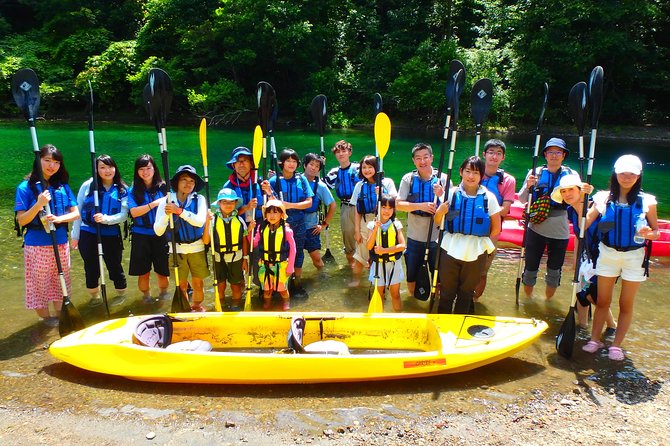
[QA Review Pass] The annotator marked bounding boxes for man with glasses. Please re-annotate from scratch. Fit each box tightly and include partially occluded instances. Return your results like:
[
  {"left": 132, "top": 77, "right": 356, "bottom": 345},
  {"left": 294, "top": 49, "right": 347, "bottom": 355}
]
[
  {"left": 518, "top": 137, "right": 577, "bottom": 299},
  {"left": 475, "top": 139, "right": 517, "bottom": 300},
  {"left": 397, "top": 143, "right": 447, "bottom": 297}
]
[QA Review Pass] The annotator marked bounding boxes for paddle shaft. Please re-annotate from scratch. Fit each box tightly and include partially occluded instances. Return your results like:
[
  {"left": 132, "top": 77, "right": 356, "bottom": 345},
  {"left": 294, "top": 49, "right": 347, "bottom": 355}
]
[{"left": 87, "top": 93, "right": 111, "bottom": 317}]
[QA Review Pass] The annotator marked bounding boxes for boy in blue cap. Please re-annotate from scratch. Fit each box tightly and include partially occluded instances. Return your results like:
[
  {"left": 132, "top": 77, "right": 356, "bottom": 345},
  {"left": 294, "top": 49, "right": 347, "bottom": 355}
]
[
  {"left": 210, "top": 187, "right": 249, "bottom": 311},
  {"left": 518, "top": 137, "right": 577, "bottom": 299}
]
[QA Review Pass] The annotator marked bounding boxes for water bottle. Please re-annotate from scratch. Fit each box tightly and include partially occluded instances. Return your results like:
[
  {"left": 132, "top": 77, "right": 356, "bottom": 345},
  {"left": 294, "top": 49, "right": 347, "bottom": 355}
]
[{"left": 634, "top": 213, "right": 647, "bottom": 244}]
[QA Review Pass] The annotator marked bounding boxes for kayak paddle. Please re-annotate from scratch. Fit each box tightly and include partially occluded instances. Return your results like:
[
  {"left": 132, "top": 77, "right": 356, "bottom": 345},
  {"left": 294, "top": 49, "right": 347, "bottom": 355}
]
[
  {"left": 568, "top": 81, "right": 588, "bottom": 179},
  {"left": 245, "top": 125, "right": 264, "bottom": 312},
  {"left": 471, "top": 78, "right": 494, "bottom": 156}
]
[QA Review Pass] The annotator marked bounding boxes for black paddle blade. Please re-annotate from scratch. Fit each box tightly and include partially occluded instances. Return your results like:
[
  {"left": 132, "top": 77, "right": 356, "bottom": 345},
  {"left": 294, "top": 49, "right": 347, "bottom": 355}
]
[
  {"left": 58, "top": 296, "right": 85, "bottom": 337},
  {"left": 142, "top": 83, "right": 152, "bottom": 118},
  {"left": 450, "top": 69, "right": 465, "bottom": 128},
  {"left": 148, "top": 68, "right": 173, "bottom": 129},
  {"left": 414, "top": 264, "right": 431, "bottom": 301},
  {"left": 556, "top": 306, "right": 577, "bottom": 359},
  {"left": 568, "top": 81, "right": 587, "bottom": 136},
  {"left": 323, "top": 249, "right": 336, "bottom": 264},
  {"left": 171, "top": 288, "right": 191, "bottom": 313},
  {"left": 445, "top": 60, "right": 465, "bottom": 111},
  {"left": 373, "top": 93, "right": 383, "bottom": 116},
  {"left": 471, "top": 78, "right": 494, "bottom": 130},
  {"left": 86, "top": 80, "right": 95, "bottom": 131},
  {"left": 536, "top": 82, "right": 550, "bottom": 133},
  {"left": 588, "top": 66, "right": 604, "bottom": 129},
  {"left": 11, "top": 68, "right": 41, "bottom": 121},
  {"left": 256, "top": 81, "right": 276, "bottom": 137},
  {"left": 311, "top": 94, "right": 327, "bottom": 136}
]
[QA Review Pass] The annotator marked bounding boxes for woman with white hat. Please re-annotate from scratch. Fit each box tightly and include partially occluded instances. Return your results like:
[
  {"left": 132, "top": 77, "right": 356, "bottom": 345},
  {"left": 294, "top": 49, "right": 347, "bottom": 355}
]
[
  {"left": 550, "top": 174, "right": 616, "bottom": 334},
  {"left": 582, "top": 154, "right": 661, "bottom": 361}
]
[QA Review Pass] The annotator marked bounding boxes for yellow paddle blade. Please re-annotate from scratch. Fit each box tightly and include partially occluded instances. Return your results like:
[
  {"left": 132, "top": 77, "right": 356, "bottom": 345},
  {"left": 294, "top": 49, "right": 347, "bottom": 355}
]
[
  {"left": 199, "top": 118, "right": 207, "bottom": 167},
  {"left": 374, "top": 112, "right": 391, "bottom": 159},
  {"left": 252, "top": 125, "right": 263, "bottom": 169},
  {"left": 213, "top": 290, "right": 222, "bottom": 312},
  {"left": 244, "top": 286, "right": 252, "bottom": 311},
  {"left": 367, "top": 287, "right": 384, "bottom": 313}
]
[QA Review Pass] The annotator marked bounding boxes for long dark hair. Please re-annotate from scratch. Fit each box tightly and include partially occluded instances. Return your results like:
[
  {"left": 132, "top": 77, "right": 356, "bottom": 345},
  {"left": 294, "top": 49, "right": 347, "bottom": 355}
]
[
  {"left": 358, "top": 155, "right": 378, "bottom": 182},
  {"left": 93, "top": 154, "right": 127, "bottom": 194},
  {"left": 132, "top": 154, "right": 166, "bottom": 203},
  {"left": 459, "top": 156, "right": 485, "bottom": 184},
  {"left": 30, "top": 144, "right": 69, "bottom": 187},
  {"left": 380, "top": 194, "right": 396, "bottom": 220},
  {"left": 608, "top": 171, "right": 643, "bottom": 205}
]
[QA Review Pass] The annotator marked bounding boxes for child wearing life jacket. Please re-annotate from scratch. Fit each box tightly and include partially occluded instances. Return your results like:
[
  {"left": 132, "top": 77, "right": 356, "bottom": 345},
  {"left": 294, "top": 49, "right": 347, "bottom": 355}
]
[
  {"left": 434, "top": 156, "right": 502, "bottom": 314},
  {"left": 248, "top": 200, "right": 297, "bottom": 311},
  {"left": 154, "top": 165, "right": 210, "bottom": 312},
  {"left": 582, "top": 155, "right": 661, "bottom": 361},
  {"left": 72, "top": 154, "right": 129, "bottom": 307},
  {"left": 210, "top": 188, "right": 248, "bottom": 311},
  {"left": 350, "top": 155, "right": 397, "bottom": 286},
  {"left": 366, "top": 195, "right": 406, "bottom": 312}
]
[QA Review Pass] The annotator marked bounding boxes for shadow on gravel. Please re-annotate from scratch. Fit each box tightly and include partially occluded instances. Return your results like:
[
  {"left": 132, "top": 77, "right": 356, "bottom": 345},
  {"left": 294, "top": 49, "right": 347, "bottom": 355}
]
[{"left": 42, "top": 355, "right": 546, "bottom": 400}]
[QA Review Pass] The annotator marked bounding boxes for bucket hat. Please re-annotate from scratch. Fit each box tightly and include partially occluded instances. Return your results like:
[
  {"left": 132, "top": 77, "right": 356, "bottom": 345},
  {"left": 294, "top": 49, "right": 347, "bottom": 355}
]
[
  {"left": 170, "top": 165, "right": 205, "bottom": 192},
  {"left": 226, "top": 146, "right": 253, "bottom": 170},
  {"left": 215, "top": 187, "right": 243, "bottom": 209},
  {"left": 262, "top": 199, "right": 288, "bottom": 220},
  {"left": 550, "top": 174, "right": 583, "bottom": 203},
  {"left": 543, "top": 137, "right": 569, "bottom": 155}
]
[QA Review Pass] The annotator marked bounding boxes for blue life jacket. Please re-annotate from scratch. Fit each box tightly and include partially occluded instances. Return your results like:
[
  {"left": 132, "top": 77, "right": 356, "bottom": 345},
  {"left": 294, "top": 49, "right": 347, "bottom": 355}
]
[
  {"left": 21, "top": 182, "right": 72, "bottom": 232},
  {"left": 169, "top": 194, "right": 203, "bottom": 244},
  {"left": 356, "top": 181, "right": 379, "bottom": 215},
  {"left": 82, "top": 184, "right": 123, "bottom": 226},
  {"left": 130, "top": 188, "right": 165, "bottom": 231},
  {"left": 336, "top": 164, "right": 358, "bottom": 202},
  {"left": 598, "top": 194, "right": 645, "bottom": 250},
  {"left": 304, "top": 178, "right": 321, "bottom": 214},
  {"left": 407, "top": 170, "right": 439, "bottom": 217},
  {"left": 481, "top": 169, "right": 504, "bottom": 205},
  {"left": 532, "top": 166, "right": 572, "bottom": 210},
  {"left": 270, "top": 174, "right": 309, "bottom": 216},
  {"left": 447, "top": 189, "right": 490, "bottom": 236},
  {"left": 223, "top": 176, "right": 263, "bottom": 220},
  {"left": 568, "top": 205, "right": 600, "bottom": 260}
]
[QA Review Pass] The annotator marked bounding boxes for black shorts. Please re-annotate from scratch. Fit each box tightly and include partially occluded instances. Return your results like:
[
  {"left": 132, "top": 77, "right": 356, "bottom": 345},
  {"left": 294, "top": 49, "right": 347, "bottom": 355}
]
[
  {"left": 214, "top": 258, "right": 245, "bottom": 285},
  {"left": 129, "top": 233, "right": 170, "bottom": 277}
]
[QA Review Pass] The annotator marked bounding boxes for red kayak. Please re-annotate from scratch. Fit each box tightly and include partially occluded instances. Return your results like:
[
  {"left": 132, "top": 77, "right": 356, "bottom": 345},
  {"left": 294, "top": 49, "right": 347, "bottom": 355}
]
[{"left": 501, "top": 201, "right": 670, "bottom": 257}]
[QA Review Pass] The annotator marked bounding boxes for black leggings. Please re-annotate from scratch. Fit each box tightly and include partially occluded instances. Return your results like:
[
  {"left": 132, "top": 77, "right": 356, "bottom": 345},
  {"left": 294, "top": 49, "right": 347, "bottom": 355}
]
[
  {"left": 79, "top": 230, "right": 127, "bottom": 290},
  {"left": 522, "top": 228, "right": 569, "bottom": 287}
]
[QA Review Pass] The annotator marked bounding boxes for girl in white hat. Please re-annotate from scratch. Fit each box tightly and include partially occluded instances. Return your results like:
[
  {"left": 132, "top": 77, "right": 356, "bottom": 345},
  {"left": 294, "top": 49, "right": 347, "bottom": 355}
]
[{"left": 582, "top": 155, "right": 661, "bottom": 361}]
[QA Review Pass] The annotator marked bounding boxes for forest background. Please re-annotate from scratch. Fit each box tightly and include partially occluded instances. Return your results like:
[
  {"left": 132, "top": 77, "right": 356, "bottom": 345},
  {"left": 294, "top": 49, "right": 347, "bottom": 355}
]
[{"left": 0, "top": 0, "right": 668, "bottom": 128}]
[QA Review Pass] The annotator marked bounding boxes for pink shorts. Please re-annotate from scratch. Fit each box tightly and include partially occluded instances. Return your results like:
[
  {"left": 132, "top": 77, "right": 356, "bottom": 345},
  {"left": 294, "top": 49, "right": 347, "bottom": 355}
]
[{"left": 24, "top": 244, "right": 71, "bottom": 309}]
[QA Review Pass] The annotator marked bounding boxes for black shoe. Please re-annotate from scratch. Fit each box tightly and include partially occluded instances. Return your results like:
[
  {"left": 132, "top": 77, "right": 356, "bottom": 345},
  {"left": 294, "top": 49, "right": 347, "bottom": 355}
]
[{"left": 292, "top": 287, "right": 309, "bottom": 299}]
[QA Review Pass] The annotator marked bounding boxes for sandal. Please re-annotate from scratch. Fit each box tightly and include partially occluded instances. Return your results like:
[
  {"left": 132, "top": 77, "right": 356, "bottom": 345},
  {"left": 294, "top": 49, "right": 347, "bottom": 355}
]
[
  {"left": 608, "top": 346, "right": 625, "bottom": 361},
  {"left": 582, "top": 340, "right": 605, "bottom": 354}
]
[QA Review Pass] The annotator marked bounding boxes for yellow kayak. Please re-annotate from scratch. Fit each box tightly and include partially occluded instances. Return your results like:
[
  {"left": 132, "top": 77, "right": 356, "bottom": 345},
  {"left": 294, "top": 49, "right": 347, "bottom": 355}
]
[{"left": 49, "top": 312, "right": 548, "bottom": 384}]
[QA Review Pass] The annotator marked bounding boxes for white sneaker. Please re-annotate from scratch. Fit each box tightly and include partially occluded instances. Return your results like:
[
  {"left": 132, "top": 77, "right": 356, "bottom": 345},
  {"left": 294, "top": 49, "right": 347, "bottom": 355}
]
[{"left": 89, "top": 295, "right": 103, "bottom": 306}]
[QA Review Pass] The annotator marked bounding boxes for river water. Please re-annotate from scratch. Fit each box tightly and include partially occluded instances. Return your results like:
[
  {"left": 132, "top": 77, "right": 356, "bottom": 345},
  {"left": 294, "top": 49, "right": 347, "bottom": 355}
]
[{"left": 0, "top": 121, "right": 668, "bottom": 428}]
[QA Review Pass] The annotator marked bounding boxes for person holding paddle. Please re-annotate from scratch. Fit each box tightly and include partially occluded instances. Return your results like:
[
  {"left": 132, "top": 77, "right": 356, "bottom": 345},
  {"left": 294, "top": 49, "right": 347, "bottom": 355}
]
[
  {"left": 582, "top": 155, "right": 660, "bottom": 361},
  {"left": 366, "top": 195, "right": 406, "bottom": 312},
  {"left": 433, "top": 156, "right": 501, "bottom": 314},
  {"left": 350, "top": 155, "right": 398, "bottom": 287},
  {"left": 154, "top": 165, "right": 210, "bottom": 312},
  {"left": 302, "top": 153, "right": 336, "bottom": 270},
  {"left": 396, "top": 143, "right": 447, "bottom": 297},
  {"left": 550, "top": 174, "right": 616, "bottom": 334},
  {"left": 15, "top": 144, "right": 80, "bottom": 325},
  {"left": 223, "top": 146, "right": 263, "bottom": 223},
  {"left": 71, "top": 154, "right": 129, "bottom": 306},
  {"left": 324, "top": 140, "right": 360, "bottom": 266},
  {"left": 127, "top": 154, "right": 170, "bottom": 303},
  {"left": 517, "top": 138, "right": 577, "bottom": 299},
  {"left": 474, "top": 139, "right": 517, "bottom": 300}
]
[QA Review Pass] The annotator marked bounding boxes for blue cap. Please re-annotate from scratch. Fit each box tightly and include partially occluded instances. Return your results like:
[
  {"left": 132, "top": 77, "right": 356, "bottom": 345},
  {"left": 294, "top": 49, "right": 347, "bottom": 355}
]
[
  {"left": 226, "top": 146, "right": 253, "bottom": 170},
  {"left": 543, "top": 137, "right": 569, "bottom": 155}
]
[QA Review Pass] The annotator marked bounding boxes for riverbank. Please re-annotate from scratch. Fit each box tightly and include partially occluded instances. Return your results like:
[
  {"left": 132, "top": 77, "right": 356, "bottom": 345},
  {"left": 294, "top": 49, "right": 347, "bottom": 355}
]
[{"left": 1, "top": 372, "right": 666, "bottom": 445}]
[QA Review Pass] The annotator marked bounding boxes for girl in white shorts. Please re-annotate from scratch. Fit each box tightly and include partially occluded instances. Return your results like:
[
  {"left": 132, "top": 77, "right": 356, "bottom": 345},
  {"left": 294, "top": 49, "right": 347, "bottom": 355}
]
[{"left": 582, "top": 155, "right": 661, "bottom": 361}]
